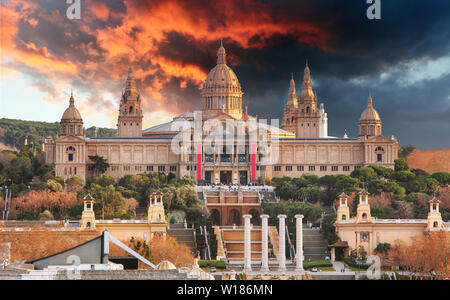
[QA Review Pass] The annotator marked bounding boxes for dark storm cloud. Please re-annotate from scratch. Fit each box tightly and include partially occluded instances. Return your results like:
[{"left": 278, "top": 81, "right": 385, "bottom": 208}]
[{"left": 3, "top": 0, "right": 450, "bottom": 148}]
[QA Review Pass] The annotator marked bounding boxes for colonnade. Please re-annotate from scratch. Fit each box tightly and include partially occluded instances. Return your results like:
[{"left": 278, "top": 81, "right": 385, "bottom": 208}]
[{"left": 243, "top": 214, "right": 304, "bottom": 274}]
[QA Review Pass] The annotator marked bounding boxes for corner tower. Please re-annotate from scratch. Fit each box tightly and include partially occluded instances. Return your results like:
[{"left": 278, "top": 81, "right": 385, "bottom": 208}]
[
  {"left": 60, "top": 91, "right": 83, "bottom": 136},
  {"left": 295, "top": 62, "right": 323, "bottom": 138},
  {"left": 281, "top": 74, "right": 298, "bottom": 133},
  {"left": 117, "top": 67, "right": 143, "bottom": 137},
  {"left": 201, "top": 41, "right": 243, "bottom": 119},
  {"left": 359, "top": 94, "right": 382, "bottom": 137}
]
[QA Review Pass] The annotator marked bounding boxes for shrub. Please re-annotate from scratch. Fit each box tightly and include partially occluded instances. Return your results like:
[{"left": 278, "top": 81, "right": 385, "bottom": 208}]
[
  {"left": 198, "top": 260, "right": 226, "bottom": 269},
  {"left": 303, "top": 260, "right": 333, "bottom": 269}
]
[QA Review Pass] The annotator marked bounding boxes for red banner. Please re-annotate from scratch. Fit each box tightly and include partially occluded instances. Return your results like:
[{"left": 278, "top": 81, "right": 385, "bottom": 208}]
[
  {"left": 197, "top": 143, "right": 202, "bottom": 181},
  {"left": 251, "top": 143, "right": 256, "bottom": 181}
]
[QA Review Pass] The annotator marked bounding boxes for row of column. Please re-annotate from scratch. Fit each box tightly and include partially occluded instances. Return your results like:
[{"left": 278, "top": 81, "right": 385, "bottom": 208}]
[{"left": 243, "top": 214, "right": 304, "bottom": 273}]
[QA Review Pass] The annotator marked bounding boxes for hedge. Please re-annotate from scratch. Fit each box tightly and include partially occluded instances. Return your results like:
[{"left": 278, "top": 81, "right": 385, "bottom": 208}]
[
  {"left": 343, "top": 257, "right": 370, "bottom": 270},
  {"left": 303, "top": 260, "right": 333, "bottom": 269},
  {"left": 198, "top": 260, "right": 226, "bottom": 269}
]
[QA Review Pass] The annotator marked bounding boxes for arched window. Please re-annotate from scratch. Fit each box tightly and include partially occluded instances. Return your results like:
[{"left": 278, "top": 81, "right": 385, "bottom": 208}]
[
  {"left": 375, "top": 146, "right": 384, "bottom": 162},
  {"left": 342, "top": 215, "right": 346, "bottom": 220},
  {"left": 306, "top": 106, "right": 310, "bottom": 113},
  {"left": 129, "top": 106, "right": 133, "bottom": 113},
  {"left": 362, "top": 213, "right": 367, "bottom": 221},
  {"left": 66, "top": 146, "right": 76, "bottom": 162},
  {"left": 433, "top": 221, "right": 439, "bottom": 228}
]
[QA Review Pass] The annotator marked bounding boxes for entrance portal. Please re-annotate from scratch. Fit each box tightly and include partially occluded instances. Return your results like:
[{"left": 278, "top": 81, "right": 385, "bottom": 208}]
[
  {"left": 205, "top": 171, "right": 212, "bottom": 184},
  {"left": 239, "top": 171, "right": 248, "bottom": 185},
  {"left": 228, "top": 209, "right": 241, "bottom": 226},
  {"left": 220, "top": 171, "right": 232, "bottom": 184}
]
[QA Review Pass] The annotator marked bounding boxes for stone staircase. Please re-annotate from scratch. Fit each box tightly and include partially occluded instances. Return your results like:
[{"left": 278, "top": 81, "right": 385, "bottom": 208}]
[
  {"left": 303, "top": 229, "right": 329, "bottom": 261},
  {"left": 221, "top": 227, "right": 262, "bottom": 262},
  {"left": 168, "top": 223, "right": 196, "bottom": 254}
]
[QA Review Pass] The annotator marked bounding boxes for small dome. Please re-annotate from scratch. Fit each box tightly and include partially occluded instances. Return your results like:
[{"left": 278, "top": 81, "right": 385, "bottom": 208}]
[
  {"left": 156, "top": 260, "right": 177, "bottom": 270},
  {"left": 61, "top": 94, "right": 82, "bottom": 121},
  {"left": 359, "top": 95, "right": 380, "bottom": 121},
  {"left": 202, "top": 42, "right": 242, "bottom": 93}
]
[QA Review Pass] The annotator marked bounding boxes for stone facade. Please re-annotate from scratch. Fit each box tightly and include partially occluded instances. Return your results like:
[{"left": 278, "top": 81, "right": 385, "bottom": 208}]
[{"left": 45, "top": 43, "right": 398, "bottom": 184}]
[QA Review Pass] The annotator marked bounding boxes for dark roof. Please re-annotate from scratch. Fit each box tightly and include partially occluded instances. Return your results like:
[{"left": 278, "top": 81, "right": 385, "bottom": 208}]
[{"left": 329, "top": 240, "right": 349, "bottom": 248}]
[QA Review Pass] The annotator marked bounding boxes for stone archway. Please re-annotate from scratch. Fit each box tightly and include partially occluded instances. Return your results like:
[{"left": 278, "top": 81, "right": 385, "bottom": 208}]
[
  {"left": 210, "top": 209, "right": 221, "bottom": 226},
  {"left": 249, "top": 209, "right": 260, "bottom": 225},
  {"left": 228, "top": 209, "right": 241, "bottom": 226}
]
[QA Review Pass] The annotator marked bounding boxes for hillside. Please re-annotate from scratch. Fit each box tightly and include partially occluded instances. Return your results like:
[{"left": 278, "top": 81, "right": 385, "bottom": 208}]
[
  {"left": 406, "top": 148, "right": 450, "bottom": 174},
  {"left": 0, "top": 118, "right": 117, "bottom": 149}
]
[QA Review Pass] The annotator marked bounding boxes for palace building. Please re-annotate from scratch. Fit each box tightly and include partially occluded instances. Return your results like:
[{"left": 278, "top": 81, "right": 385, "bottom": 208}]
[{"left": 44, "top": 42, "right": 398, "bottom": 184}]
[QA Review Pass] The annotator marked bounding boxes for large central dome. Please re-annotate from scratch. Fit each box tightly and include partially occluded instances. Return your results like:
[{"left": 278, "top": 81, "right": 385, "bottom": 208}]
[
  {"left": 201, "top": 41, "right": 243, "bottom": 119},
  {"left": 202, "top": 44, "right": 242, "bottom": 93}
]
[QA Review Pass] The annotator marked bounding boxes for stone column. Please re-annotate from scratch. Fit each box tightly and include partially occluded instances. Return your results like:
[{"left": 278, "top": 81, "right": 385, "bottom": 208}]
[
  {"left": 295, "top": 214, "right": 304, "bottom": 272},
  {"left": 278, "top": 214, "right": 287, "bottom": 272},
  {"left": 243, "top": 214, "right": 252, "bottom": 273},
  {"left": 260, "top": 214, "right": 270, "bottom": 273}
]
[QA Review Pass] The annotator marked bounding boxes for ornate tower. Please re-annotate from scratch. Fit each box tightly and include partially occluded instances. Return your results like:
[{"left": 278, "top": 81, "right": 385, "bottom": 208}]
[
  {"left": 60, "top": 91, "right": 83, "bottom": 137},
  {"left": 117, "top": 67, "right": 143, "bottom": 137},
  {"left": 80, "top": 194, "right": 96, "bottom": 230},
  {"left": 148, "top": 191, "right": 166, "bottom": 223},
  {"left": 281, "top": 74, "right": 298, "bottom": 133},
  {"left": 359, "top": 94, "right": 382, "bottom": 137},
  {"left": 355, "top": 190, "right": 373, "bottom": 223},
  {"left": 295, "top": 62, "right": 322, "bottom": 138},
  {"left": 201, "top": 41, "right": 243, "bottom": 119},
  {"left": 337, "top": 192, "right": 350, "bottom": 221},
  {"left": 427, "top": 197, "right": 444, "bottom": 230}
]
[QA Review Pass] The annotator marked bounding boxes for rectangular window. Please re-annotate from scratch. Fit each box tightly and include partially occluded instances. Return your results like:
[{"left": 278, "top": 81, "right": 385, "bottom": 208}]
[
  {"left": 68, "top": 153, "right": 73, "bottom": 162},
  {"left": 297, "top": 166, "right": 304, "bottom": 171},
  {"left": 158, "top": 166, "right": 165, "bottom": 172},
  {"left": 354, "top": 166, "right": 361, "bottom": 170},
  {"left": 286, "top": 166, "right": 292, "bottom": 171},
  {"left": 308, "top": 166, "right": 315, "bottom": 172},
  {"left": 170, "top": 166, "right": 177, "bottom": 172},
  {"left": 274, "top": 166, "right": 281, "bottom": 171},
  {"left": 146, "top": 166, "right": 153, "bottom": 172},
  {"left": 331, "top": 166, "right": 338, "bottom": 171},
  {"left": 320, "top": 166, "right": 327, "bottom": 171},
  {"left": 343, "top": 166, "right": 350, "bottom": 172},
  {"left": 377, "top": 154, "right": 382, "bottom": 162}
]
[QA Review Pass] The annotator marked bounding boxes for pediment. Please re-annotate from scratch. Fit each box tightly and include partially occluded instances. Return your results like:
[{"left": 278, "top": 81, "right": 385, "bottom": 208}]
[
  {"left": 56, "top": 135, "right": 86, "bottom": 143},
  {"left": 204, "top": 111, "right": 237, "bottom": 121},
  {"left": 365, "top": 135, "right": 396, "bottom": 143}
]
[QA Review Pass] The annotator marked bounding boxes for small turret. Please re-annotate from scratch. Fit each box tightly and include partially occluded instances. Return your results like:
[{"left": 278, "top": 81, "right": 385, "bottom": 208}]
[
  {"left": 80, "top": 194, "right": 96, "bottom": 230},
  {"left": 337, "top": 192, "right": 350, "bottom": 221},
  {"left": 356, "top": 190, "right": 372, "bottom": 223},
  {"left": 427, "top": 197, "right": 444, "bottom": 230}
]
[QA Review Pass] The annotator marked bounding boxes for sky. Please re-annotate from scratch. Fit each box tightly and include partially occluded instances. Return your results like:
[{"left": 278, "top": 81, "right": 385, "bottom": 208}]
[{"left": 0, "top": 0, "right": 449, "bottom": 149}]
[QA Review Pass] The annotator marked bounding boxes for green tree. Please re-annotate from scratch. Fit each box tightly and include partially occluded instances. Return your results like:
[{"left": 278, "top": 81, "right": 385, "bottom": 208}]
[
  {"left": 398, "top": 145, "right": 415, "bottom": 159},
  {"left": 394, "top": 158, "right": 409, "bottom": 171},
  {"left": 89, "top": 184, "right": 126, "bottom": 219},
  {"left": 88, "top": 155, "right": 110, "bottom": 174},
  {"left": 430, "top": 172, "right": 450, "bottom": 186},
  {"left": 350, "top": 167, "right": 377, "bottom": 184}
]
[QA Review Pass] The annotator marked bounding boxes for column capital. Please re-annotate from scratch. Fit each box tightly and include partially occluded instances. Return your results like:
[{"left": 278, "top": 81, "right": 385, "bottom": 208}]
[
  {"left": 295, "top": 214, "right": 304, "bottom": 219},
  {"left": 260, "top": 214, "right": 269, "bottom": 219},
  {"left": 277, "top": 214, "right": 287, "bottom": 219},
  {"left": 243, "top": 214, "right": 252, "bottom": 219}
]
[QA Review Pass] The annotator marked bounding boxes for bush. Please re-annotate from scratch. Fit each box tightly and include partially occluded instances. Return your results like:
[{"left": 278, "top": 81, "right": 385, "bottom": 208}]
[
  {"left": 198, "top": 260, "right": 226, "bottom": 269},
  {"left": 303, "top": 260, "right": 333, "bottom": 269},
  {"left": 343, "top": 257, "right": 370, "bottom": 270}
]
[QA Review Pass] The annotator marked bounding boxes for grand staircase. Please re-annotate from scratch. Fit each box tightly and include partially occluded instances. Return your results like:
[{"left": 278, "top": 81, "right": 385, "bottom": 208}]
[
  {"left": 303, "top": 228, "right": 329, "bottom": 261},
  {"left": 167, "top": 223, "right": 196, "bottom": 255}
]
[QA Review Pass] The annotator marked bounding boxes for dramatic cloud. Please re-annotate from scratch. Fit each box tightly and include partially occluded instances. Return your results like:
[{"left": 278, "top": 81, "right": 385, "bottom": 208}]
[{"left": 1, "top": 0, "right": 449, "bottom": 149}]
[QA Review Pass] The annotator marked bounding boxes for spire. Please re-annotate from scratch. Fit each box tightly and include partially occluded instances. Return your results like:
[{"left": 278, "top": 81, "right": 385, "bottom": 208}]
[
  {"left": 69, "top": 89, "right": 74, "bottom": 106},
  {"left": 368, "top": 92, "right": 373, "bottom": 108},
  {"left": 287, "top": 74, "right": 297, "bottom": 106},
  {"left": 124, "top": 65, "right": 138, "bottom": 96},
  {"left": 300, "top": 60, "right": 314, "bottom": 100},
  {"left": 217, "top": 40, "right": 226, "bottom": 65}
]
